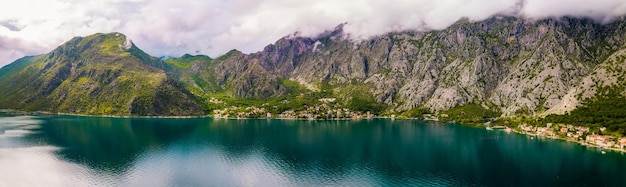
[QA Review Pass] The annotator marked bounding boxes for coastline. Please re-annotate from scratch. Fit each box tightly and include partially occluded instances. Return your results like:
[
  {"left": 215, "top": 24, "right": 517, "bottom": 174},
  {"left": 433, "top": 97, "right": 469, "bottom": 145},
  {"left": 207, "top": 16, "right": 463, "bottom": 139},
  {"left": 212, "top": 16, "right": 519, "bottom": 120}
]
[
  {"left": 1, "top": 108, "right": 391, "bottom": 120},
  {"left": 510, "top": 128, "right": 626, "bottom": 154},
  {"left": 212, "top": 116, "right": 396, "bottom": 121},
  {"left": 2, "top": 108, "right": 624, "bottom": 154},
  {"left": 1, "top": 108, "right": 437, "bottom": 121},
  {"left": 0, "top": 109, "right": 210, "bottom": 119},
  {"left": 2, "top": 108, "right": 419, "bottom": 121}
]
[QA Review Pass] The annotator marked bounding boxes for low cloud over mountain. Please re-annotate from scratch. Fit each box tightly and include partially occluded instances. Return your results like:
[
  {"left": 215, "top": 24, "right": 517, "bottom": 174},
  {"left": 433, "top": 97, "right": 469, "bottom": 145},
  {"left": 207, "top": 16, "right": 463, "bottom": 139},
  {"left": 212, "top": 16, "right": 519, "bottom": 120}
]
[{"left": 1, "top": 0, "right": 626, "bottom": 67}]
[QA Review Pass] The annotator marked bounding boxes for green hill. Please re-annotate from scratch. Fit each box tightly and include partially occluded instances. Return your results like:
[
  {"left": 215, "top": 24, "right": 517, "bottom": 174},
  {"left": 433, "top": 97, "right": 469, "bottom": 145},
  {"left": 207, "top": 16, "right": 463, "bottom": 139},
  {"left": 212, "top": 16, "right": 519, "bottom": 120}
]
[{"left": 0, "top": 33, "right": 204, "bottom": 116}]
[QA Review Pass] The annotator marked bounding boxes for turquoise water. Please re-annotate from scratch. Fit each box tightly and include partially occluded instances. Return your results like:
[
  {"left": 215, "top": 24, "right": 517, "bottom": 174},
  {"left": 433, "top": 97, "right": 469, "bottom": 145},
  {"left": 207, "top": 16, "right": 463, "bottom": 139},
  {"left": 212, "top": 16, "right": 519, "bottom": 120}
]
[{"left": 0, "top": 113, "right": 625, "bottom": 186}]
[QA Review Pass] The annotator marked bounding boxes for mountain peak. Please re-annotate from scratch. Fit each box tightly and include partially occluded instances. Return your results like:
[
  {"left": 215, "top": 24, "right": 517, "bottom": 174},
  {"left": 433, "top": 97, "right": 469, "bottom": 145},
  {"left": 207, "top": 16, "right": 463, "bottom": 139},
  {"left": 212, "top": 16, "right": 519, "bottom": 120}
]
[
  {"left": 0, "top": 32, "right": 203, "bottom": 116},
  {"left": 60, "top": 32, "right": 135, "bottom": 56},
  {"left": 98, "top": 32, "right": 133, "bottom": 49}
]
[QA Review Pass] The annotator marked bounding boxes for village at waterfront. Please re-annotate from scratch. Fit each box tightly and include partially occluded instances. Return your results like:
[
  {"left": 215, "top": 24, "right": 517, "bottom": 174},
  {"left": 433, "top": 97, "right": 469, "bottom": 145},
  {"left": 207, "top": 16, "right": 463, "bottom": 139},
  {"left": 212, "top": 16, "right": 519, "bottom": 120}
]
[
  {"left": 207, "top": 96, "right": 626, "bottom": 153},
  {"left": 514, "top": 123, "right": 626, "bottom": 153}
]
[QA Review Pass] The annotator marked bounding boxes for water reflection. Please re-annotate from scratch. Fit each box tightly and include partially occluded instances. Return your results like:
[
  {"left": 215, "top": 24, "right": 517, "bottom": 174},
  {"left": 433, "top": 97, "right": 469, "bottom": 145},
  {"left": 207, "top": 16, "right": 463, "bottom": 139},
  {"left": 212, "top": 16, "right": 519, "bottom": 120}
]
[
  {"left": 0, "top": 114, "right": 625, "bottom": 186},
  {"left": 29, "top": 116, "right": 204, "bottom": 172}
]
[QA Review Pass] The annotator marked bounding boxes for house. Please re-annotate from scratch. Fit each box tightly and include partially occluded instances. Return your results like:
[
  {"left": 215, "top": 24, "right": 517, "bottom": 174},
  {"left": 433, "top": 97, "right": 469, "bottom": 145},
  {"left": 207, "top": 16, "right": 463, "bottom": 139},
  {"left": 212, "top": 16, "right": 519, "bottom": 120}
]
[
  {"left": 567, "top": 132, "right": 581, "bottom": 139},
  {"left": 587, "top": 134, "right": 614, "bottom": 148},
  {"left": 537, "top": 127, "right": 548, "bottom": 135},
  {"left": 618, "top": 138, "right": 626, "bottom": 149},
  {"left": 598, "top": 139, "right": 615, "bottom": 148},
  {"left": 520, "top": 124, "right": 536, "bottom": 132},
  {"left": 538, "top": 127, "right": 556, "bottom": 136},
  {"left": 545, "top": 129, "right": 556, "bottom": 137},
  {"left": 586, "top": 134, "right": 600, "bottom": 143},
  {"left": 560, "top": 127, "right": 569, "bottom": 134}
]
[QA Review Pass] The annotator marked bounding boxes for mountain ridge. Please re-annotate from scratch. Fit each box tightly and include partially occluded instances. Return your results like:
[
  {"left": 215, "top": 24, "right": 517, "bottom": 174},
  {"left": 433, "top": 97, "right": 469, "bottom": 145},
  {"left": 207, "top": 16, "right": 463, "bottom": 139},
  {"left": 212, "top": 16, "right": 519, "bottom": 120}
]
[
  {"left": 171, "top": 15, "right": 626, "bottom": 116},
  {"left": 0, "top": 32, "right": 204, "bottom": 116},
  {"left": 2, "top": 16, "right": 626, "bottom": 119}
]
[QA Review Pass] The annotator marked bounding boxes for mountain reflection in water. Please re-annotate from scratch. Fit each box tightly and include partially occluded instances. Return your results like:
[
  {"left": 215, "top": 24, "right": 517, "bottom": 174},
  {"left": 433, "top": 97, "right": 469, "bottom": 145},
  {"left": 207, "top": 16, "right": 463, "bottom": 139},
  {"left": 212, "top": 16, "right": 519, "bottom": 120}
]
[{"left": 0, "top": 114, "right": 625, "bottom": 186}]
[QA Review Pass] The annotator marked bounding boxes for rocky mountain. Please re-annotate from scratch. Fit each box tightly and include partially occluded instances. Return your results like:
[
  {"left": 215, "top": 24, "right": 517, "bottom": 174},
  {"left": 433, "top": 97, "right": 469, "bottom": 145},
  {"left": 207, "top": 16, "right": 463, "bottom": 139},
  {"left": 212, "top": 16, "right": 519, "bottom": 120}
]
[
  {"left": 169, "top": 16, "right": 626, "bottom": 116},
  {"left": 0, "top": 33, "right": 204, "bottom": 116},
  {"left": 2, "top": 16, "right": 626, "bottom": 117}
]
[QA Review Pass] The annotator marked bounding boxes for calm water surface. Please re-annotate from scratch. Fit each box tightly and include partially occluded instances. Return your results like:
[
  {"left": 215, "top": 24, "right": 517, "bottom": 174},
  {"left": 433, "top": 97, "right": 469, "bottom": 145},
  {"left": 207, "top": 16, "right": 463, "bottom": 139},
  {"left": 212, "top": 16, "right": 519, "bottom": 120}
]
[{"left": 0, "top": 112, "right": 625, "bottom": 186}]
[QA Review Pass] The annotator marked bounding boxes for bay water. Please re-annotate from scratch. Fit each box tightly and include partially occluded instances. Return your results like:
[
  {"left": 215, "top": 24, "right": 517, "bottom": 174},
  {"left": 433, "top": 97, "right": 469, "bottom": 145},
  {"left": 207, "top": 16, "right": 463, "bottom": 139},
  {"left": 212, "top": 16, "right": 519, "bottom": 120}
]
[{"left": 0, "top": 112, "right": 625, "bottom": 186}]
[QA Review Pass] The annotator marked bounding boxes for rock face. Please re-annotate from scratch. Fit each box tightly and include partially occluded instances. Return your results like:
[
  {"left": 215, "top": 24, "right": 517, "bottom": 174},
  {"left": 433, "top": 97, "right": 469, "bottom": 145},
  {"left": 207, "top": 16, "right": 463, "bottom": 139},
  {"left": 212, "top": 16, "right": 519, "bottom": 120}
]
[
  {"left": 3, "top": 16, "right": 626, "bottom": 117},
  {"left": 547, "top": 48, "right": 626, "bottom": 115},
  {"left": 0, "top": 33, "right": 205, "bottom": 116},
  {"left": 171, "top": 16, "right": 626, "bottom": 115}
]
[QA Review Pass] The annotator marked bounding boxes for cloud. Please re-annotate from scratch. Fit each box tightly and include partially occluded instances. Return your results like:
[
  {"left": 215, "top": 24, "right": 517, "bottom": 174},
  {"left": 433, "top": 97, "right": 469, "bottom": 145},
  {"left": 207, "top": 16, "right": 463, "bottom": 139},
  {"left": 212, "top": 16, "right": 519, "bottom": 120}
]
[
  {"left": 521, "top": 0, "right": 626, "bottom": 22},
  {"left": 1, "top": 0, "right": 626, "bottom": 67}
]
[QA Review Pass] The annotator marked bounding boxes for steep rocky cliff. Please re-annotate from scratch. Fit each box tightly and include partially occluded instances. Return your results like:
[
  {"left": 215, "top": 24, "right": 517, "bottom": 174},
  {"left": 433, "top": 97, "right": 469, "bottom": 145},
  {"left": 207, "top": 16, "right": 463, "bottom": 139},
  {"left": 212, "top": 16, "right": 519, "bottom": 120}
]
[
  {"left": 2, "top": 16, "right": 626, "bottom": 117},
  {"left": 171, "top": 16, "right": 626, "bottom": 115}
]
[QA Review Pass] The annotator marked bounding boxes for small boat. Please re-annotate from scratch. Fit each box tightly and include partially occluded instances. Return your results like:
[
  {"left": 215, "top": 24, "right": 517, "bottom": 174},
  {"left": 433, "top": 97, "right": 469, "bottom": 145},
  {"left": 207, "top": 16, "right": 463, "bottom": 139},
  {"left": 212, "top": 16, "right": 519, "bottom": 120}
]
[
  {"left": 602, "top": 151, "right": 606, "bottom": 154},
  {"left": 486, "top": 126, "right": 493, "bottom": 130}
]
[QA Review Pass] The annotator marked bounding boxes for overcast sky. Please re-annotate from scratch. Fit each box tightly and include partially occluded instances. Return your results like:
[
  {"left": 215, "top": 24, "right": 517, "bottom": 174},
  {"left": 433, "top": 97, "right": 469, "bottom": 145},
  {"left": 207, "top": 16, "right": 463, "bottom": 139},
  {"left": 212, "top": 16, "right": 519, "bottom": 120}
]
[{"left": 1, "top": 0, "right": 626, "bottom": 68}]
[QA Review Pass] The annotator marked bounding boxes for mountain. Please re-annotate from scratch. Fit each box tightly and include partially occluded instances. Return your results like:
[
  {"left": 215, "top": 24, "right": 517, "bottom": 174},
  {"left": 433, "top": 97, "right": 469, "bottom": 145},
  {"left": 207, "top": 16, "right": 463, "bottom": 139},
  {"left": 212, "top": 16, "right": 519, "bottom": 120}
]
[
  {"left": 2, "top": 16, "right": 626, "bottom": 118},
  {"left": 167, "top": 16, "right": 626, "bottom": 116},
  {"left": 0, "top": 33, "right": 204, "bottom": 116}
]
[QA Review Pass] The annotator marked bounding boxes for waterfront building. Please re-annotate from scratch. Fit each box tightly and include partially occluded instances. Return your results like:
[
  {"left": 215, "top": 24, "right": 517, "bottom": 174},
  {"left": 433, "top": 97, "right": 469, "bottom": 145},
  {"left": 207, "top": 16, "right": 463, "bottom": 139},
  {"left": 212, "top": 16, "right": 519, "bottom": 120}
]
[{"left": 619, "top": 138, "right": 626, "bottom": 150}]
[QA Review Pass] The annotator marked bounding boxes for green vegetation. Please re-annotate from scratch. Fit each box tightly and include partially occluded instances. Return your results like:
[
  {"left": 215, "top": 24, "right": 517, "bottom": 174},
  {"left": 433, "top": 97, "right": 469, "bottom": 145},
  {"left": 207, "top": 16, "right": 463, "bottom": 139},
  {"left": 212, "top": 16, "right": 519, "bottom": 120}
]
[
  {"left": 544, "top": 86, "right": 626, "bottom": 136},
  {"left": 185, "top": 76, "right": 391, "bottom": 117},
  {"left": 215, "top": 49, "right": 240, "bottom": 61},
  {"left": 0, "top": 56, "right": 39, "bottom": 81},
  {"left": 335, "top": 84, "right": 387, "bottom": 115},
  {"left": 348, "top": 97, "right": 386, "bottom": 115},
  {"left": 100, "top": 35, "right": 131, "bottom": 56},
  {"left": 399, "top": 107, "right": 431, "bottom": 118},
  {"left": 440, "top": 103, "right": 501, "bottom": 125},
  {"left": 0, "top": 33, "right": 205, "bottom": 116},
  {"left": 4, "top": 16, "right": 626, "bottom": 120},
  {"left": 197, "top": 79, "right": 335, "bottom": 114},
  {"left": 165, "top": 54, "right": 211, "bottom": 70}
]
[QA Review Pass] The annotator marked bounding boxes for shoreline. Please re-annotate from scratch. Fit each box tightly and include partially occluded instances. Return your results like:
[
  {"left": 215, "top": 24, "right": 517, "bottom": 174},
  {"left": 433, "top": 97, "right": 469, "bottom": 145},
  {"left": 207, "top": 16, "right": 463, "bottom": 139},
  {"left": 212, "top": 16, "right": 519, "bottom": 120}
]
[
  {"left": 0, "top": 109, "right": 210, "bottom": 119},
  {"left": 510, "top": 129, "right": 626, "bottom": 154},
  {"left": 1, "top": 108, "right": 396, "bottom": 120},
  {"left": 2, "top": 109, "right": 623, "bottom": 154},
  {"left": 1, "top": 108, "right": 429, "bottom": 121}
]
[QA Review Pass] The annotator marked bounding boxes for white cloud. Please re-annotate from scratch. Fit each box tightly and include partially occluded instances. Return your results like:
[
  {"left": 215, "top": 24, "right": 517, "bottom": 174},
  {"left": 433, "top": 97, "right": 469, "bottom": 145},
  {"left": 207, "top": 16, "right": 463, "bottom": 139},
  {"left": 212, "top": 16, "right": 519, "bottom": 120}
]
[
  {"left": 522, "top": 0, "right": 626, "bottom": 22},
  {"left": 1, "top": 0, "right": 626, "bottom": 68}
]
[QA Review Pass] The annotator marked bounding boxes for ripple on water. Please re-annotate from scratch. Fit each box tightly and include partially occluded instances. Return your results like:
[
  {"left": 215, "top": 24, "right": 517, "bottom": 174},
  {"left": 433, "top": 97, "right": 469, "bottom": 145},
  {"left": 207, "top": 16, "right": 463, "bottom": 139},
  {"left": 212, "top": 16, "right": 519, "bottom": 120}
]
[
  {"left": 0, "top": 116, "right": 46, "bottom": 148},
  {"left": 2, "top": 116, "right": 626, "bottom": 186},
  {"left": 0, "top": 116, "right": 43, "bottom": 127}
]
